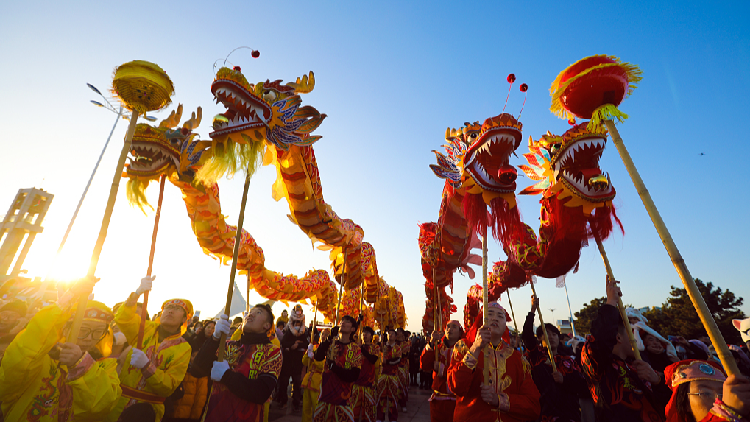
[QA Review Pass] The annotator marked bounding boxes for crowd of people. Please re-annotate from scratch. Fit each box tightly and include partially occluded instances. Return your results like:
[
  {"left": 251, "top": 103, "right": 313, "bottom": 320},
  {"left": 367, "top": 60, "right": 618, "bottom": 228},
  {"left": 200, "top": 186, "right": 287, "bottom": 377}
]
[{"left": 0, "top": 275, "right": 749, "bottom": 422}]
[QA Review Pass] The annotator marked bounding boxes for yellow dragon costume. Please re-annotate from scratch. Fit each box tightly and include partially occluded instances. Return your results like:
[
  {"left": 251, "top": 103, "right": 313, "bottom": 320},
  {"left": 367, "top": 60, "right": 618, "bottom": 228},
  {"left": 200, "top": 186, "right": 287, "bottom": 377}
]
[
  {"left": 105, "top": 299, "right": 193, "bottom": 422},
  {"left": 0, "top": 300, "right": 120, "bottom": 422}
]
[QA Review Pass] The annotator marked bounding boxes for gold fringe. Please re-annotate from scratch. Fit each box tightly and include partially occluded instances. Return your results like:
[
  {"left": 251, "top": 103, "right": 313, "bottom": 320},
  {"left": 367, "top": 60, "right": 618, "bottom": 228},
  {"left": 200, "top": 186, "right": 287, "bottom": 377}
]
[
  {"left": 550, "top": 55, "right": 643, "bottom": 120},
  {"left": 195, "top": 138, "right": 265, "bottom": 184},
  {"left": 588, "top": 104, "right": 629, "bottom": 131},
  {"left": 126, "top": 179, "right": 154, "bottom": 214}
]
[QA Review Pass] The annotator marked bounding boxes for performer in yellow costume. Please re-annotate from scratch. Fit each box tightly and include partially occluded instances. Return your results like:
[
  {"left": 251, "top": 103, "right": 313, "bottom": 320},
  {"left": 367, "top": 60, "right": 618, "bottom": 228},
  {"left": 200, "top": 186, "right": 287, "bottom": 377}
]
[
  {"left": 0, "top": 282, "right": 121, "bottom": 422},
  {"left": 302, "top": 328, "right": 329, "bottom": 422},
  {"left": 106, "top": 276, "right": 192, "bottom": 422}
]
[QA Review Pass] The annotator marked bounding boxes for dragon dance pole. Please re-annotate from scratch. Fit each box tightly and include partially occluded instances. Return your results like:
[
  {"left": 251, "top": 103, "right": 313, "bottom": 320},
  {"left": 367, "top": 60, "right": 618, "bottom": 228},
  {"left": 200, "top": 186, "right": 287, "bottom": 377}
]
[
  {"left": 592, "top": 233, "right": 640, "bottom": 359},
  {"left": 435, "top": 270, "right": 442, "bottom": 333},
  {"left": 335, "top": 248, "right": 346, "bottom": 326},
  {"left": 482, "top": 226, "right": 489, "bottom": 385},
  {"left": 217, "top": 168, "right": 253, "bottom": 362},
  {"left": 603, "top": 119, "right": 737, "bottom": 374},
  {"left": 137, "top": 174, "right": 167, "bottom": 349},
  {"left": 506, "top": 291, "right": 518, "bottom": 333},
  {"left": 563, "top": 283, "right": 577, "bottom": 338},
  {"left": 69, "top": 111, "right": 140, "bottom": 341},
  {"left": 529, "top": 281, "right": 557, "bottom": 372}
]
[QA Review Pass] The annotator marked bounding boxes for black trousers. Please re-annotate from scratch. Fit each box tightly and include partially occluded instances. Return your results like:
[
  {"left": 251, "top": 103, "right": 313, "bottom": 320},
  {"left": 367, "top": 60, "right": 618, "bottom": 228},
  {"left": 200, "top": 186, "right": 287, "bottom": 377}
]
[{"left": 276, "top": 369, "right": 302, "bottom": 406}]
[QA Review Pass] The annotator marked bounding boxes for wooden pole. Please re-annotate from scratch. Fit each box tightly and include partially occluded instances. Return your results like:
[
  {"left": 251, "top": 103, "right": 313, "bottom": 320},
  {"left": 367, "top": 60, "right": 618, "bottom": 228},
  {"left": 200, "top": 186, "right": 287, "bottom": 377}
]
[
  {"left": 593, "top": 233, "right": 641, "bottom": 360},
  {"left": 432, "top": 266, "right": 439, "bottom": 334},
  {"left": 482, "top": 225, "right": 490, "bottom": 385},
  {"left": 506, "top": 291, "right": 518, "bottom": 333},
  {"left": 217, "top": 168, "right": 252, "bottom": 362},
  {"left": 604, "top": 119, "right": 737, "bottom": 375},
  {"left": 69, "top": 111, "right": 140, "bottom": 341},
  {"left": 137, "top": 174, "right": 166, "bottom": 349},
  {"left": 529, "top": 282, "right": 557, "bottom": 372}
]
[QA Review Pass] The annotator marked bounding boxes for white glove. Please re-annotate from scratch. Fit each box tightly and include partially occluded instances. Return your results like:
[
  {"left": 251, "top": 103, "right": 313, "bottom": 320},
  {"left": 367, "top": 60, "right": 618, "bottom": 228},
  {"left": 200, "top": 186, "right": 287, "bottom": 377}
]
[
  {"left": 307, "top": 344, "right": 314, "bottom": 358},
  {"left": 211, "top": 360, "right": 230, "bottom": 381},
  {"left": 135, "top": 276, "right": 155, "bottom": 296},
  {"left": 214, "top": 314, "right": 231, "bottom": 340},
  {"left": 113, "top": 331, "right": 127, "bottom": 346},
  {"left": 130, "top": 348, "right": 150, "bottom": 369}
]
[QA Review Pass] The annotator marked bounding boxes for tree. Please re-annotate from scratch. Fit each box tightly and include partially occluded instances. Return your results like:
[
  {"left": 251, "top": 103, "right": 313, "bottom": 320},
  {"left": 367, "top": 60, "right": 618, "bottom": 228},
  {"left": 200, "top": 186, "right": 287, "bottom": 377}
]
[
  {"left": 573, "top": 297, "right": 607, "bottom": 335},
  {"left": 643, "top": 279, "right": 746, "bottom": 345}
]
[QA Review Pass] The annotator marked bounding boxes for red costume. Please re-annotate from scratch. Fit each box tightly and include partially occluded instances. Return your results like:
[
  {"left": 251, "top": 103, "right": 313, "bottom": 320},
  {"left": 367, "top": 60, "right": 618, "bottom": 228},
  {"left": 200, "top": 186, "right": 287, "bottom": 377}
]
[
  {"left": 313, "top": 338, "right": 363, "bottom": 422},
  {"left": 422, "top": 337, "right": 459, "bottom": 422},
  {"left": 448, "top": 338, "right": 540, "bottom": 422},
  {"left": 377, "top": 342, "right": 402, "bottom": 421},
  {"left": 352, "top": 343, "right": 380, "bottom": 422}
]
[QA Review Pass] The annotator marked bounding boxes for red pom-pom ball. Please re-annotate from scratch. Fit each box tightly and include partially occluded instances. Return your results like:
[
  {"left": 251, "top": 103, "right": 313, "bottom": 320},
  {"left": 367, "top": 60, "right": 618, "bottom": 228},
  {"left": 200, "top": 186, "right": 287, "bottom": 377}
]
[
  {"left": 558, "top": 56, "right": 628, "bottom": 119},
  {"left": 251, "top": 50, "right": 260, "bottom": 58},
  {"left": 233, "top": 66, "right": 241, "bottom": 72},
  {"left": 520, "top": 83, "right": 528, "bottom": 92},
  {"left": 507, "top": 74, "right": 516, "bottom": 83}
]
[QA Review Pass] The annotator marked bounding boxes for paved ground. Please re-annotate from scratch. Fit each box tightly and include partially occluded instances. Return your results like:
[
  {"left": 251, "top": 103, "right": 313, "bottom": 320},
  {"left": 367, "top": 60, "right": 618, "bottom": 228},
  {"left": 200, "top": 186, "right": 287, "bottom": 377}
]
[{"left": 269, "top": 385, "right": 432, "bottom": 422}]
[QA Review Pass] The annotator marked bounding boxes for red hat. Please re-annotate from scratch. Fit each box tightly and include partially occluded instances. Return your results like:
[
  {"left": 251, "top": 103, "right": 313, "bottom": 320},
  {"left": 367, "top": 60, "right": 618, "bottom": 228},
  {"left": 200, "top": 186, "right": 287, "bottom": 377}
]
[{"left": 663, "top": 359, "right": 726, "bottom": 422}]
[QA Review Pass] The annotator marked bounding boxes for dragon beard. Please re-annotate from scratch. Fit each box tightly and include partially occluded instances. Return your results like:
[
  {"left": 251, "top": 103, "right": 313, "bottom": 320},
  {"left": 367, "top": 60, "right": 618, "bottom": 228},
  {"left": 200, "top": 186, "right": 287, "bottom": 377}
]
[
  {"left": 462, "top": 192, "right": 523, "bottom": 248},
  {"left": 545, "top": 193, "right": 623, "bottom": 248}
]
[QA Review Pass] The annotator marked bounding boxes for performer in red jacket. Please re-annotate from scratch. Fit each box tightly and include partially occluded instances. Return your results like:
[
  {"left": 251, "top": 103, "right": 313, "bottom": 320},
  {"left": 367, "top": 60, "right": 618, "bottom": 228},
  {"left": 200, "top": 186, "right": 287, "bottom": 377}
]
[
  {"left": 448, "top": 301, "right": 540, "bottom": 422},
  {"left": 421, "top": 320, "right": 463, "bottom": 422}
]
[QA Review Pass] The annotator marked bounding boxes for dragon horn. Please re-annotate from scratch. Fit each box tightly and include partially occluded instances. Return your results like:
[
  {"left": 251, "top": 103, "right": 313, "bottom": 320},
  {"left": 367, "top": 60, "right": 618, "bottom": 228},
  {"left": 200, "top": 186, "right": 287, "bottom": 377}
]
[
  {"left": 286, "top": 71, "right": 316, "bottom": 94},
  {"left": 528, "top": 135, "right": 534, "bottom": 147},
  {"left": 159, "top": 104, "right": 183, "bottom": 128},
  {"left": 183, "top": 107, "right": 202, "bottom": 130}
]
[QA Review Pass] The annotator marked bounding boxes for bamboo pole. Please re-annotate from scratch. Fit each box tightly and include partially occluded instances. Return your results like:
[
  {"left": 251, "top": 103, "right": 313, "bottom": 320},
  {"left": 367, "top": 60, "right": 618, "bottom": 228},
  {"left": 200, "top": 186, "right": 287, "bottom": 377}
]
[
  {"left": 593, "top": 233, "right": 641, "bottom": 360},
  {"left": 563, "top": 283, "right": 578, "bottom": 338},
  {"left": 69, "top": 111, "right": 140, "bottom": 341},
  {"left": 482, "top": 226, "right": 490, "bottom": 385},
  {"left": 604, "top": 119, "right": 737, "bottom": 375},
  {"left": 529, "top": 282, "right": 557, "bottom": 372},
  {"left": 217, "top": 169, "right": 252, "bottom": 362},
  {"left": 506, "top": 291, "right": 518, "bottom": 333},
  {"left": 435, "top": 273, "right": 442, "bottom": 333},
  {"left": 137, "top": 174, "right": 167, "bottom": 349}
]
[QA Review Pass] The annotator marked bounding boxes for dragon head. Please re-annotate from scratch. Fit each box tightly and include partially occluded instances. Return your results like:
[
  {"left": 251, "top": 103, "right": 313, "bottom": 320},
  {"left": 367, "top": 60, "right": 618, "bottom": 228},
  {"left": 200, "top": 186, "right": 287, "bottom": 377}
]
[
  {"left": 124, "top": 105, "right": 206, "bottom": 210},
  {"left": 201, "top": 66, "right": 326, "bottom": 182},
  {"left": 520, "top": 122, "right": 615, "bottom": 214},
  {"left": 463, "top": 113, "right": 523, "bottom": 199}
]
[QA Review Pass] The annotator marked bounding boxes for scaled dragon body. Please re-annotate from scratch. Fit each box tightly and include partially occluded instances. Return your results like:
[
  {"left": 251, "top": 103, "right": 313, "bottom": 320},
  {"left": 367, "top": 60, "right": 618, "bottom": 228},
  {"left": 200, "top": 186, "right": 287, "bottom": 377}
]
[
  {"left": 124, "top": 105, "right": 339, "bottom": 320},
  {"left": 421, "top": 113, "right": 525, "bottom": 332}
]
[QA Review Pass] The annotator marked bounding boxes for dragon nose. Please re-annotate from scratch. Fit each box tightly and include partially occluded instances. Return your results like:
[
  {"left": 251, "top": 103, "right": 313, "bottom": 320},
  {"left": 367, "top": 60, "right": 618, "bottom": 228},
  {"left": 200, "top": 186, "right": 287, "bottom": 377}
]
[
  {"left": 497, "top": 168, "right": 517, "bottom": 184},
  {"left": 588, "top": 175, "right": 609, "bottom": 191}
]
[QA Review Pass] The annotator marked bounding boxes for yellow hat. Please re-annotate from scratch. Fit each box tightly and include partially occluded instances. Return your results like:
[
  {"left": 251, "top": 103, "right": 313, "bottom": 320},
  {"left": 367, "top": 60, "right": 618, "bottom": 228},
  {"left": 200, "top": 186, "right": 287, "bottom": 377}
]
[{"left": 161, "top": 298, "right": 194, "bottom": 335}]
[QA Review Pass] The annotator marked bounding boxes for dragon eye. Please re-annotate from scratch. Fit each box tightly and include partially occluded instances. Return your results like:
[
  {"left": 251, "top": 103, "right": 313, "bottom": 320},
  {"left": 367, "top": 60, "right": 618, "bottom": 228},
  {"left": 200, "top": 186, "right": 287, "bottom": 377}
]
[
  {"left": 550, "top": 144, "right": 561, "bottom": 154},
  {"left": 262, "top": 90, "right": 276, "bottom": 102},
  {"left": 470, "top": 133, "right": 478, "bottom": 139}
]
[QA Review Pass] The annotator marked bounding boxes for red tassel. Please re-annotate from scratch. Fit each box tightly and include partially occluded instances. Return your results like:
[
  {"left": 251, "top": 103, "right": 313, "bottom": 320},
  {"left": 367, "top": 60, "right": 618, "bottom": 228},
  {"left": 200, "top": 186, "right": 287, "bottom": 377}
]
[{"left": 462, "top": 192, "right": 489, "bottom": 239}]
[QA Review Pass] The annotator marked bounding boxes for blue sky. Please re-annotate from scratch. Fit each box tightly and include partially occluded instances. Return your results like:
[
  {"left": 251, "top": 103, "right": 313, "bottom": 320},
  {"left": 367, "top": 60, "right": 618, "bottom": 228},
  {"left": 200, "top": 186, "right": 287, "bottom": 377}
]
[{"left": 1, "top": 0, "right": 748, "bottom": 335}]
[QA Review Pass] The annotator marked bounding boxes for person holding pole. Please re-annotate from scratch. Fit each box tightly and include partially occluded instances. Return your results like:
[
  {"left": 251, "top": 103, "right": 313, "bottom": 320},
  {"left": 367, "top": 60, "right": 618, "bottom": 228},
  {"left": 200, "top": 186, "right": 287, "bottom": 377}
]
[
  {"left": 447, "top": 301, "right": 540, "bottom": 422},
  {"left": 352, "top": 325, "right": 380, "bottom": 422},
  {"left": 523, "top": 295, "right": 588, "bottom": 422},
  {"left": 191, "top": 303, "right": 281, "bottom": 422},
  {"left": 581, "top": 276, "right": 672, "bottom": 422},
  {"left": 377, "top": 326, "right": 402, "bottom": 422},
  {"left": 0, "top": 280, "right": 121, "bottom": 422},
  {"left": 302, "top": 328, "right": 329, "bottom": 422},
  {"left": 106, "top": 276, "right": 192, "bottom": 422},
  {"left": 422, "top": 320, "right": 463, "bottom": 422},
  {"left": 313, "top": 315, "right": 363, "bottom": 422}
]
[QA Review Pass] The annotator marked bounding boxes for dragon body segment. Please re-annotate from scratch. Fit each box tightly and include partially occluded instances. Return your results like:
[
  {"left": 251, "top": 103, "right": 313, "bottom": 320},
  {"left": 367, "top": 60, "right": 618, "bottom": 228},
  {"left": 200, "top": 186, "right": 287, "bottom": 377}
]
[
  {"left": 124, "top": 107, "right": 339, "bottom": 320},
  {"left": 421, "top": 113, "right": 526, "bottom": 332},
  {"left": 489, "top": 123, "right": 622, "bottom": 286}
]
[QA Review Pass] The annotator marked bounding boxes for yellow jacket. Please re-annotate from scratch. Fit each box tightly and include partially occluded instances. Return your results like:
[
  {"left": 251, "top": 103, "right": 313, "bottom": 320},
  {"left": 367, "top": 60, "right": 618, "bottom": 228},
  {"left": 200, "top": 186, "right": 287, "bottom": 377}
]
[
  {"left": 106, "top": 302, "right": 191, "bottom": 422},
  {"left": 0, "top": 304, "right": 121, "bottom": 422},
  {"left": 301, "top": 346, "right": 325, "bottom": 393}
]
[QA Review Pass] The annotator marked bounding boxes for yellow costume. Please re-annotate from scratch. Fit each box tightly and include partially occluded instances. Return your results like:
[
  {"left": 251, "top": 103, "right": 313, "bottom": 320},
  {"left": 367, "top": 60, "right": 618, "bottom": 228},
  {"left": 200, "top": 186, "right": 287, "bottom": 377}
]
[
  {"left": 105, "top": 299, "right": 192, "bottom": 422},
  {"left": 301, "top": 345, "right": 325, "bottom": 422},
  {"left": 0, "top": 301, "right": 121, "bottom": 422}
]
